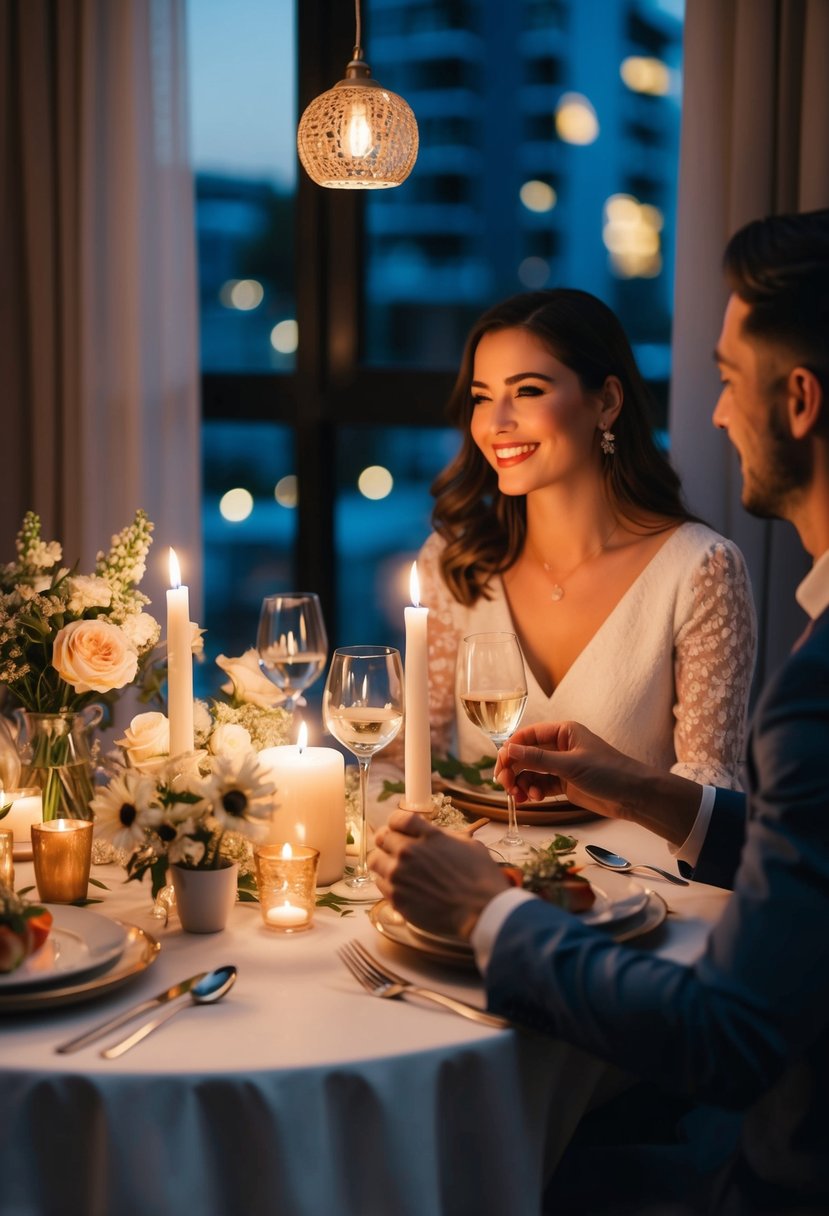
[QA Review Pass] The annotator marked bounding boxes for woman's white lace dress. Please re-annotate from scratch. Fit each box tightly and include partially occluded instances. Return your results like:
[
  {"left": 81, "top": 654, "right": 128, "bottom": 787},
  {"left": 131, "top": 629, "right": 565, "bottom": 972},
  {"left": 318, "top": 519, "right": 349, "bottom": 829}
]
[{"left": 413, "top": 522, "right": 756, "bottom": 788}]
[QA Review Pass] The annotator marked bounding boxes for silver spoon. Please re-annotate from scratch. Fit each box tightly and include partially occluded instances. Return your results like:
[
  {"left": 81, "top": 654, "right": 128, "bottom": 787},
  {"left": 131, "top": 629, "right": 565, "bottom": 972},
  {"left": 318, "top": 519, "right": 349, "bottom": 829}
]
[
  {"left": 585, "top": 844, "right": 689, "bottom": 886},
  {"left": 101, "top": 965, "right": 237, "bottom": 1059}
]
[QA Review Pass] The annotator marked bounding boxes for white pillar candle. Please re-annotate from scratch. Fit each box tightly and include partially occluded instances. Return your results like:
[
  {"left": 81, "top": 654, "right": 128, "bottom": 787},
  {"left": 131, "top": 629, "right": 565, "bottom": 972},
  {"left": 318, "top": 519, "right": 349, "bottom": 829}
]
[
  {"left": 404, "top": 561, "right": 432, "bottom": 810},
  {"left": 167, "top": 548, "right": 194, "bottom": 757},
  {"left": 0, "top": 788, "right": 43, "bottom": 852},
  {"left": 258, "top": 724, "right": 346, "bottom": 885}
]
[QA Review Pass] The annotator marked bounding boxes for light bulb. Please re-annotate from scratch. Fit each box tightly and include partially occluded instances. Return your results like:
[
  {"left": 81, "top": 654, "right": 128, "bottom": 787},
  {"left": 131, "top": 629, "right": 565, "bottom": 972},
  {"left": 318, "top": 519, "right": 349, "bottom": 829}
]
[{"left": 346, "top": 102, "right": 372, "bottom": 158}]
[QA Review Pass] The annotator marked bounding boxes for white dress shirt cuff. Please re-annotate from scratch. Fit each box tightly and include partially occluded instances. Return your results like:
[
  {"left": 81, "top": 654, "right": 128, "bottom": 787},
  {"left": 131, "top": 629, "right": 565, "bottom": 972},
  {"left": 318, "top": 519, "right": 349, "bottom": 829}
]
[
  {"left": 471, "top": 887, "right": 537, "bottom": 974},
  {"left": 668, "top": 784, "right": 716, "bottom": 869}
]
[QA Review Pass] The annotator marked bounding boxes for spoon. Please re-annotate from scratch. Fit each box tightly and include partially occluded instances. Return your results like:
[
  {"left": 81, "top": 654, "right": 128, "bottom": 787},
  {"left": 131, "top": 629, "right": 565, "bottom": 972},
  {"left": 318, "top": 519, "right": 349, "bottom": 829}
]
[
  {"left": 585, "top": 844, "right": 689, "bottom": 886},
  {"left": 101, "top": 965, "right": 237, "bottom": 1059}
]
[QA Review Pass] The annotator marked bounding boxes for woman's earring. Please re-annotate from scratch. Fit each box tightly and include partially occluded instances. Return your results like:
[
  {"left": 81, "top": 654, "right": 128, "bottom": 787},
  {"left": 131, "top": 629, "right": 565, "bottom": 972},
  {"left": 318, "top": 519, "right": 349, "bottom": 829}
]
[{"left": 600, "top": 425, "right": 616, "bottom": 456}]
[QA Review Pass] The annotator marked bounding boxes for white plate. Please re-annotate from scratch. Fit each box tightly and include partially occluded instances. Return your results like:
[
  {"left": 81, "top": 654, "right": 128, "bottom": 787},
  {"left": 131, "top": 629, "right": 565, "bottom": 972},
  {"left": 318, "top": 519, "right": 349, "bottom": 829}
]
[
  {"left": 372, "top": 891, "right": 668, "bottom": 967},
  {"left": 0, "top": 924, "right": 160, "bottom": 1012},
  {"left": 0, "top": 905, "right": 128, "bottom": 992},
  {"left": 579, "top": 866, "right": 649, "bottom": 927}
]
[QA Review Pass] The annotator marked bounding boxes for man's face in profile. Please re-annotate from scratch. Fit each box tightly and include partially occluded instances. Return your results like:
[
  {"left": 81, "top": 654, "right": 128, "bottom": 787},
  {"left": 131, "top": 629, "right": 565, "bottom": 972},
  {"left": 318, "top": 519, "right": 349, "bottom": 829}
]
[{"left": 713, "top": 294, "right": 810, "bottom": 520}]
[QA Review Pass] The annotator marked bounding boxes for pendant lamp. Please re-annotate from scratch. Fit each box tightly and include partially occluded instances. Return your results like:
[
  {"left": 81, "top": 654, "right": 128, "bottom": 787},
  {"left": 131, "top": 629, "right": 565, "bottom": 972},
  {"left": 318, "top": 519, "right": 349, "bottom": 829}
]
[{"left": 297, "top": 0, "right": 418, "bottom": 189}]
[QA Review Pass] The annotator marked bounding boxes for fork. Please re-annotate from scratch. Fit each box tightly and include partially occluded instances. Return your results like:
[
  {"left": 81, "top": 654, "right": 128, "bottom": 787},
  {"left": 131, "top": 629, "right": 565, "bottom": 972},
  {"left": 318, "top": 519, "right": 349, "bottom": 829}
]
[{"left": 338, "top": 940, "right": 511, "bottom": 1029}]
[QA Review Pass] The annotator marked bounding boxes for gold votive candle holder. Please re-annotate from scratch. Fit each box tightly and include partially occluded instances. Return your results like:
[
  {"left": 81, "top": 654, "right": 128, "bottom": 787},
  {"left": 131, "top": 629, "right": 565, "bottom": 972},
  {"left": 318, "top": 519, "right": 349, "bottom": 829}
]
[
  {"left": 0, "top": 828, "right": 14, "bottom": 888},
  {"left": 31, "top": 819, "right": 94, "bottom": 903},
  {"left": 254, "top": 843, "right": 319, "bottom": 933}
]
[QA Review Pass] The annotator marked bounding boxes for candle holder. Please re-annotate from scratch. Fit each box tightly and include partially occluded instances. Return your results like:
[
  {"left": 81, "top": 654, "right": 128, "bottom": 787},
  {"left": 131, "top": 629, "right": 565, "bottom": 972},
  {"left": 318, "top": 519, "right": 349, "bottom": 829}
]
[
  {"left": 0, "top": 828, "right": 14, "bottom": 887},
  {"left": 31, "top": 819, "right": 94, "bottom": 903},
  {"left": 254, "top": 843, "right": 319, "bottom": 933}
]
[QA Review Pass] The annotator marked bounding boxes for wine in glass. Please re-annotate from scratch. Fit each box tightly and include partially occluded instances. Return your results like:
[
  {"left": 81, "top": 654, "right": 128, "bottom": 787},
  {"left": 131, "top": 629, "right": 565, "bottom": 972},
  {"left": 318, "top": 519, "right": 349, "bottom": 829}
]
[
  {"left": 323, "top": 645, "right": 404, "bottom": 900},
  {"left": 458, "top": 631, "right": 528, "bottom": 849},
  {"left": 257, "top": 593, "right": 328, "bottom": 712}
]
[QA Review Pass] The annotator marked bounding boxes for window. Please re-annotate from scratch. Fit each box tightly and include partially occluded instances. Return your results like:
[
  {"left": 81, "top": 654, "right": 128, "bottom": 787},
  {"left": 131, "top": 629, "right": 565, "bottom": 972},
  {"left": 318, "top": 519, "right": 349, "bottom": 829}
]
[{"left": 190, "top": 0, "right": 684, "bottom": 679}]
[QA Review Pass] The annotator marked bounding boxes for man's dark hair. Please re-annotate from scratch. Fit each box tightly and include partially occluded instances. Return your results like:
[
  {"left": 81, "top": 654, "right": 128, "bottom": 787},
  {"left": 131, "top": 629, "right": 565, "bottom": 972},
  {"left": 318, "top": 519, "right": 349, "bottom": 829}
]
[{"left": 723, "top": 209, "right": 829, "bottom": 394}]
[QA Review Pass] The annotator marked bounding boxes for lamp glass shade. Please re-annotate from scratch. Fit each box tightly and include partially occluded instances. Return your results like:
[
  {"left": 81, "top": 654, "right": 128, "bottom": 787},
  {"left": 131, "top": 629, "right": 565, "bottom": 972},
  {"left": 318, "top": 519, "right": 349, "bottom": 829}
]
[{"left": 297, "top": 79, "right": 419, "bottom": 189}]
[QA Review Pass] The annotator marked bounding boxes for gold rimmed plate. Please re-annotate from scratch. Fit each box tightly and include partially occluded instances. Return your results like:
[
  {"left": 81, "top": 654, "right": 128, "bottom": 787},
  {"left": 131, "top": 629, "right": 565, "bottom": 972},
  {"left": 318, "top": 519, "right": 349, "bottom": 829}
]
[
  {"left": 0, "top": 923, "right": 160, "bottom": 1013},
  {"left": 0, "top": 906, "right": 129, "bottom": 993},
  {"left": 369, "top": 890, "right": 668, "bottom": 968},
  {"left": 435, "top": 778, "right": 596, "bottom": 826}
]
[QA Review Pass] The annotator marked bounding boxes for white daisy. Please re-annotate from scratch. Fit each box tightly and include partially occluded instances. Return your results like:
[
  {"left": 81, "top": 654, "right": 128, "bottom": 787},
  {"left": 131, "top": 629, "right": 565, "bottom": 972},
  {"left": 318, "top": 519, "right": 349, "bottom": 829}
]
[
  {"left": 202, "top": 752, "right": 276, "bottom": 839},
  {"left": 91, "top": 769, "right": 160, "bottom": 853}
]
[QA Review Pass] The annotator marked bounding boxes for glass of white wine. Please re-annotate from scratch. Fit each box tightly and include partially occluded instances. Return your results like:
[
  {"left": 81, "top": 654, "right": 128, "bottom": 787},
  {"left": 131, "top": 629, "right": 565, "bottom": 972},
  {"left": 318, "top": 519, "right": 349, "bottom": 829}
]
[
  {"left": 323, "top": 645, "right": 404, "bottom": 900},
  {"left": 458, "top": 631, "right": 528, "bottom": 849},
  {"left": 257, "top": 593, "right": 328, "bottom": 712}
]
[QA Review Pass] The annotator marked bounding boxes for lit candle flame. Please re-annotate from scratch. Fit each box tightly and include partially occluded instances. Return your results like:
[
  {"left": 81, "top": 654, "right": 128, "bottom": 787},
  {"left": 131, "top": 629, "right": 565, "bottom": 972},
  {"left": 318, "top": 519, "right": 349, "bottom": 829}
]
[
  {"left": 281, "top": 842, "right": 293, "bottom": 860},
  {"left": 297, "top": 721, "right": 308, "bottom": 753},
  {"left": 409, "top": 561, "right": 421, "bottom": 608},
  {"left": 168, "top": 547, "right": 182, "bottom": 589}
]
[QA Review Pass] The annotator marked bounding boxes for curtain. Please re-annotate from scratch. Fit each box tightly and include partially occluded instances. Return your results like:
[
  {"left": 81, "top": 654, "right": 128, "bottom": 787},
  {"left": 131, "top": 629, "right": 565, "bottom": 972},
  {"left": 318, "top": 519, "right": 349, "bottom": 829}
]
[
  {"left": 0, "top": 0, "right": 201, "bottom": 630},
  {"left": 670, "top": 0, "right": 829, "bottom": 687}
]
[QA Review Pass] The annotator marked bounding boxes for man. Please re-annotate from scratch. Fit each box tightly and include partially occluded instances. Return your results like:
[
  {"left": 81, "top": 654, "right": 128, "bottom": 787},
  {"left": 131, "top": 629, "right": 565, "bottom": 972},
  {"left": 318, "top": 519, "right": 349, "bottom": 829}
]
[{"left": 370, "top": 209, "right": 829, "bottom": 1213}]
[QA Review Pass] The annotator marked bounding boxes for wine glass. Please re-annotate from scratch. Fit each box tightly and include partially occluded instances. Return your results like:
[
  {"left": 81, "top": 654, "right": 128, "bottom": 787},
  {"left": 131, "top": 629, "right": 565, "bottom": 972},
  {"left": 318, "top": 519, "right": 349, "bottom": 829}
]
[
  {"left": 323, "top": 645, "right": 404, "bottom": 900},
  {"left": 257, "top": 593, "right": 328, "bottom": 712},
  {"left": 458, "top": 631, "right": 528, "bottom": 850}
]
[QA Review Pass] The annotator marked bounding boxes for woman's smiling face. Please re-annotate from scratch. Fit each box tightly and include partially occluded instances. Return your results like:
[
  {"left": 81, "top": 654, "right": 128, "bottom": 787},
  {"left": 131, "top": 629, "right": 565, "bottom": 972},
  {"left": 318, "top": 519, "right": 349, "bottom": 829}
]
[{"left": 469, "top": 327, "right": 604, "bottom": 496}]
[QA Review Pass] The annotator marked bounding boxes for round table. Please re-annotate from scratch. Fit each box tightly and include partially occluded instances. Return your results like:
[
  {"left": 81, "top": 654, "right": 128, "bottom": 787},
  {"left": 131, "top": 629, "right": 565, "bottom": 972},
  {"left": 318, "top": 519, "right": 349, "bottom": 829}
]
[{"left": 0, "top": 812, "right": 728, "bottom": 1216}]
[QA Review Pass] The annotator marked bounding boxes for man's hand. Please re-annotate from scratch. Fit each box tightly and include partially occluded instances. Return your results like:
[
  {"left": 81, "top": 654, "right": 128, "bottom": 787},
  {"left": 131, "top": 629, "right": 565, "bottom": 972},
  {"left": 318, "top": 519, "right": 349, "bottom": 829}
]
[
  {"left": 495, "top": 721, "right": 704, "bottom": 846},
  {"left": 370, "top": 809, "right": 510, "bottom": 939},
  {"left": 495, "top": 721, "right": 641, "bottom": 817}
]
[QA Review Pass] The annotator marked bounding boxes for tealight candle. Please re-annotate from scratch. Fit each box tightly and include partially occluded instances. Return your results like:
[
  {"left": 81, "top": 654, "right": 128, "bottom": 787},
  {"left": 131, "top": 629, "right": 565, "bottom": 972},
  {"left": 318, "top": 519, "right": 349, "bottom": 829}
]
[
  {"left": 167, "top": 548, "right": 195, "bottom": 757},
  {"left": 0, "top": 787, "right": 43, "bottom": 857},
  {"left": 31, "top": 819, "right": 94, "bottom": 903},
  {"left": 403, "top": 561, "right": 432, "bottom": 810},
  {"left": 254, "top": 842, "right": 319, "bottom": 933},
  {"left": 258, "top": 723, "right": 346, "bottom": 885}
]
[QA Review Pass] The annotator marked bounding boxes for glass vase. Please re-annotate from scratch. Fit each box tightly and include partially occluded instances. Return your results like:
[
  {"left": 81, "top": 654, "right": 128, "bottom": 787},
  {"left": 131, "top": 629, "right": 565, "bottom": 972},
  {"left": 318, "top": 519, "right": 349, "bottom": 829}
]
[{"left": 17, "top": 707, "right": 102, "bottom": 822}]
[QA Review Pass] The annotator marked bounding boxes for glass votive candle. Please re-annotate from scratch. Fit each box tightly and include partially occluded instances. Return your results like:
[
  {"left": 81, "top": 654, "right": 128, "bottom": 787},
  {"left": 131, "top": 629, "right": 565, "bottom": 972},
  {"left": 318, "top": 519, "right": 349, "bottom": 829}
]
[
  {"left": 31, "top": 819, "right": 94, "bottom": 903},
  {"left": 0, "top": 828, "right": 14, "bottom": 888},
  {"left": 254, "top": 843, "right": 319, "bottom": 933}
]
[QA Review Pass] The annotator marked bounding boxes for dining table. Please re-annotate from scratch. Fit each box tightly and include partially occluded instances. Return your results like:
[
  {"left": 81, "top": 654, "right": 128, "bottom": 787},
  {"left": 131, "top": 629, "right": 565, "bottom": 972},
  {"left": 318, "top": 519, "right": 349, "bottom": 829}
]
[{"left": 0, "top": 796, "right": 730, "bottom": 1216}]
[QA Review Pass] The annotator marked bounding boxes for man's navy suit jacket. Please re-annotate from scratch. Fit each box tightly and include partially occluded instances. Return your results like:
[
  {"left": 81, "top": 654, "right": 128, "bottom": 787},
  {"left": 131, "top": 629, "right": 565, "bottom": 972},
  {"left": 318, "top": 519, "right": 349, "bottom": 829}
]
[{"left": 487, "top": 607, "right": 829, "bottom": 1209}]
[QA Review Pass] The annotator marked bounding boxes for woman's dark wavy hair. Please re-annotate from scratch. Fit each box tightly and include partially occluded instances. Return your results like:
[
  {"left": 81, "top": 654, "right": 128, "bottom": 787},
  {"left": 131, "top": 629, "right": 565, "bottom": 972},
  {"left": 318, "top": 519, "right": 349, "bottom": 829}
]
[
  {"left": 432, "top": 288, "right": 696, "bottom": 606},
  {"left": 723, "top": 208, "right": 829, "bottom": 403}
]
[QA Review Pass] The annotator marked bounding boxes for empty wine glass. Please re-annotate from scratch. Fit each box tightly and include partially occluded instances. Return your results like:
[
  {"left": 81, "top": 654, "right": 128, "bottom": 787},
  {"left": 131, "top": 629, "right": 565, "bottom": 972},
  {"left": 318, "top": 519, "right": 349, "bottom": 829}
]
[
  {"left": 257, "top": 593, "right": 328, "bottom": 712},
  {"left": 323, "top": 645, "right": 404, "bottom": 900},
  {"left": 458, "top": 631, "right": 528, "bottom": 850}
]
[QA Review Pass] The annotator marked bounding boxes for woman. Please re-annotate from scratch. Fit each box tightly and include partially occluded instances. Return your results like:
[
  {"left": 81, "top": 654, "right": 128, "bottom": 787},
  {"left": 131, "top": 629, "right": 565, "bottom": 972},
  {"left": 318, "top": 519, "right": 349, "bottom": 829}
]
[{"left": 416, "top": 289, "right": 755, "bottom": 787}]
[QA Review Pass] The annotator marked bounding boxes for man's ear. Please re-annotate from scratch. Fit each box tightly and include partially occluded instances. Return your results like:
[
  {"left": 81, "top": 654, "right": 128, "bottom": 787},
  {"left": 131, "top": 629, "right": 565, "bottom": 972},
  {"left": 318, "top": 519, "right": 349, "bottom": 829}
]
[{"left": 788, "top": 367, "right": 824, "bottom": 438}]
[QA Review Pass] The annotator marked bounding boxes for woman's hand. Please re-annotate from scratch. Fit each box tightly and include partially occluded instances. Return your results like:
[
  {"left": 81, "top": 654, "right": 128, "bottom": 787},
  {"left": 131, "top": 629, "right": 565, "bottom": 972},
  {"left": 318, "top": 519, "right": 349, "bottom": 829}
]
[{"left": 370, "top": 809, "right": 510, "bottom": 939}]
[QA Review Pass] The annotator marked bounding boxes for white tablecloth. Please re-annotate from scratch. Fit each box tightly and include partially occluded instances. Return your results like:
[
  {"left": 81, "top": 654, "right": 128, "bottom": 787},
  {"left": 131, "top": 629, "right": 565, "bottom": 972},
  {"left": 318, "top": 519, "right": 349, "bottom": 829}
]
[{"left": 0, "top": 811, "right": 729, "bottom": 1216}]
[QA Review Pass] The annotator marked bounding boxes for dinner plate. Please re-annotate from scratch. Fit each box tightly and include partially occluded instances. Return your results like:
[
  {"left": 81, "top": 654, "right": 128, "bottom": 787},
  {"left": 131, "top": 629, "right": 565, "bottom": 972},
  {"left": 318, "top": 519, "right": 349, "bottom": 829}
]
[
  {"left": 436, "top": 778, "right": 596, "bottom": 826},
  {"left": 370, "top": 888, "right": 668, "bottom": 968},
  {"left": 579, "top": 867, "right": 649, "bottom": 927},
  {"left": 0, "top": 905, "right": 128, "bottom": 992},
  {"left": 0, "top": 923, "right": 160, "bottom": 1013}
]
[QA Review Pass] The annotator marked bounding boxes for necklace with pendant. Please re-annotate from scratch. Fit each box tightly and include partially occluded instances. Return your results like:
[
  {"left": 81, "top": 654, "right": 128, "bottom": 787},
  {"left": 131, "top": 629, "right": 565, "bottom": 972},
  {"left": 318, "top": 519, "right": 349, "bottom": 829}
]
[{"left": 533, "top": 522, "right": 620, "bottom": 602}]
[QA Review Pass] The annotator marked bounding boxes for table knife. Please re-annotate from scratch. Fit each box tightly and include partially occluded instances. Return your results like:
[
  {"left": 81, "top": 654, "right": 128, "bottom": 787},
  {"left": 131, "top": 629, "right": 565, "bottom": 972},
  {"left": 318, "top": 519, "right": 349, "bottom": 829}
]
[{"left": 55, "top": 971, "right": 209, "bottom": 1054}]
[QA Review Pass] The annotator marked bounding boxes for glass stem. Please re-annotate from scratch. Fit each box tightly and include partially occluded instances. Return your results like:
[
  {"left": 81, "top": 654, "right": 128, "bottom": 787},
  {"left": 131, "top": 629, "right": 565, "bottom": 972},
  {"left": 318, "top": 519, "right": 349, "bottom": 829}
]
[
  {"left": 355, "top": 756, "right": 371, "bottom": 882},
  {"left": 504, "top": 792, "right": 521, "bottom": 846}
]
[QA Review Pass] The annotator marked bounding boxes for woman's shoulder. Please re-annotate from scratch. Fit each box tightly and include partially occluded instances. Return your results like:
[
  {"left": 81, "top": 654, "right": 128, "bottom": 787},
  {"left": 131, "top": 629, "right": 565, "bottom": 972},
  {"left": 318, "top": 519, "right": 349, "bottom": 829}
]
[{"left": 666, "top": 521, "right": 749, "bottom": 574}]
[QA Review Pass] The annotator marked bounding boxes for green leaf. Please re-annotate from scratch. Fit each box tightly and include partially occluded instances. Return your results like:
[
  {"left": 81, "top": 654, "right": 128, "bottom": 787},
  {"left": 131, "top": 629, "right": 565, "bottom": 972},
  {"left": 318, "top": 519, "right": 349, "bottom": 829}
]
[
  {"left": 87, "top": 876, "right": 110, "bottom": 890},
  {"left": 315, "top": 891, "right": 354, "bottom": 917},
  {"left": 378, "top": 779, "right": 404, "bottom": 802}
]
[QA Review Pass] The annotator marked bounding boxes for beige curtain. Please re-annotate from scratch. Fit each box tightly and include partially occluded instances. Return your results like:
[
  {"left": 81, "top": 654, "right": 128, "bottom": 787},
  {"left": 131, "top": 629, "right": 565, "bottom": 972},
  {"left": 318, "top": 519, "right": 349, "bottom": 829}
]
[
  {"left": 670, "top": 0, "right": 829, "bottom": 686},
  {"left": 0, "top": 0, "right": 201, "bottom": 627}
]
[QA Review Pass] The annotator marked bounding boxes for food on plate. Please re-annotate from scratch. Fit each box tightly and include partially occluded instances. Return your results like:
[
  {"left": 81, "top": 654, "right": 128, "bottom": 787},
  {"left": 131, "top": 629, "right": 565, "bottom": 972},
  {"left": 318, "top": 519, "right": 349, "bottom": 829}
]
[
  {"left": 503, "top": 839, "right": 596, "bottom": 914},
  {"left": 0, "top": 882, "right": 53, "bottom": 973}
]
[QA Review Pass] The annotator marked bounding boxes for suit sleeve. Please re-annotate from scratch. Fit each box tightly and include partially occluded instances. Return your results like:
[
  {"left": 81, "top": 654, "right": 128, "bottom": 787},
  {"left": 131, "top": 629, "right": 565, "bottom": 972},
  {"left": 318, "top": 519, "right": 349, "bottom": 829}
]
[{"left": 486, "top": 635, "right": 829, "bottom": 1109}]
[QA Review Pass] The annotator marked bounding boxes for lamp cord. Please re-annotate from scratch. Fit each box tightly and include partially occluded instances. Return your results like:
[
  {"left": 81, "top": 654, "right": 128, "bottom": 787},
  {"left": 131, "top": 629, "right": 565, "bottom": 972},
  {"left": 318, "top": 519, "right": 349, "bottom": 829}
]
[{"left": 353, "top": 0, "right": 362, "bottom": 58}]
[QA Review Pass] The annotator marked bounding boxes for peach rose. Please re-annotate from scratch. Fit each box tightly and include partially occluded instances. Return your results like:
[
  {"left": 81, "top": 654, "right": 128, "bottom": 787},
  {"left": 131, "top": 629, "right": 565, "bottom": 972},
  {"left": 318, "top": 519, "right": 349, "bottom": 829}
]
[{"left": 52, "top": 619, "right": 138, "bottom": 694}]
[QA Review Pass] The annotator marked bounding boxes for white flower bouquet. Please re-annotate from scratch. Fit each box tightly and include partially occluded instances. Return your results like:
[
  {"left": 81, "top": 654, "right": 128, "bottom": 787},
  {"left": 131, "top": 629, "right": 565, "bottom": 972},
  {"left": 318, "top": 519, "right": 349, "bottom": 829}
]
[{"left": 95, "top": 654, "right": 293, "bottom": 897}]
